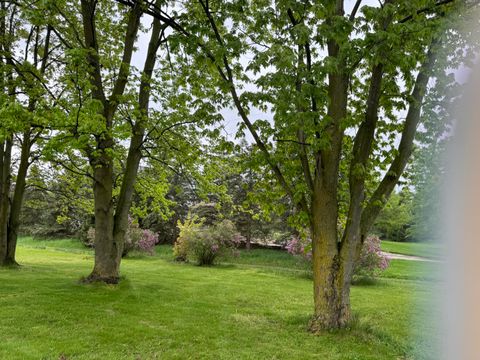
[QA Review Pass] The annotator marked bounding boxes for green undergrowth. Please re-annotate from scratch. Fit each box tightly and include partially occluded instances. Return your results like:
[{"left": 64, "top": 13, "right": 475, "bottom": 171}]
[{"left": 0, "top": 239, "right": 439, "bottom": 359}]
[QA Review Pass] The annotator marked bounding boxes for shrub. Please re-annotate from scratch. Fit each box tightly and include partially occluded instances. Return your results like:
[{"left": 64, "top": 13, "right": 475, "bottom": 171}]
[
  {"left": 138, "top": 229, "right": 159, "bottom": 255},
  {"left": 86, "top": 227, "right": 96, "bottom": 248},
  {"left": 174, "top": 215, "right": 203, "bottom": 261},
  {"left": 174, "top": 216, "right": 241, "bottom": 265},
  {"left": 353, "top": 235, "right": 390, "bottom": 281},
  {"left": 123, "top": 220, "right": 143, "bottom": 256},
  {"left": 285, "top": 235, "right": 311, "bottom": 259},
  {"left": 284, "top": 234, "right": 389, "bottom": 281},
  {"left": 86, "top": 218, "right": 159, "bottom": 256}
]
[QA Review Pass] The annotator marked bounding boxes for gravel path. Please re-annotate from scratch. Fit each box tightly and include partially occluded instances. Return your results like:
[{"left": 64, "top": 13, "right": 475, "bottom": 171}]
[{"left": 382, "top": 251, "right": 442, "bottom": 262}]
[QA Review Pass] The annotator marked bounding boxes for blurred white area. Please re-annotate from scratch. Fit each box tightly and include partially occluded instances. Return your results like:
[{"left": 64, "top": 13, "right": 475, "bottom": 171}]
[{"left": 443, "top": 60, "right": 480, "bottom": 360}]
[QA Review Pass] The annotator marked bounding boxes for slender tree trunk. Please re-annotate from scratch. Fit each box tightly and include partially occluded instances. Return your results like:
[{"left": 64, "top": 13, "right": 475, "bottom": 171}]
[
  {"left": 0, "top": 138, "right": 12, "bottom": 266},
  {"left": 245, "top": 232, "right": 251, "bottom": 250},
  {"left": 5, "top": 130, "right": 32, "bottom": 266},
  {"left": 112, "top": 129, "right": 144, "bottom": 257},
  {"left": 112, "top": 12, "right": 162, "bottom": 262}
]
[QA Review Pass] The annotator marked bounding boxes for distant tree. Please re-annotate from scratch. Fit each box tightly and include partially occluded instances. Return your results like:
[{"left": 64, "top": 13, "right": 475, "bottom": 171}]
[{"left": 373, "top": 190, "right": 413, "bottom": 242}]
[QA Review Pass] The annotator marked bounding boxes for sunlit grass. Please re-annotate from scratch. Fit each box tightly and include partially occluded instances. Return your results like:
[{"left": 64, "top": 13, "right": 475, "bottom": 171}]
[{"left": 0, "top": 239, "right": 439, "bottom": 359}]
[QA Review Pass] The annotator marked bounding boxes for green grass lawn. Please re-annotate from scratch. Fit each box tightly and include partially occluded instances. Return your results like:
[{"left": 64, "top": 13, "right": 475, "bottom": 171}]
[
  {"left": 0, "top": 238, "right": 440, "bottom": 359},
  {"left": 381, "top": 240, "right": 444, "bottom": 259}
]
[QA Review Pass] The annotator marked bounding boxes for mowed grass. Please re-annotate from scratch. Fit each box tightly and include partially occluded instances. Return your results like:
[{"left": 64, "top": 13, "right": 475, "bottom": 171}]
[
  {"left": 0, "top": 239, "right": 440, "bottom": 359},
  {"left": 381, "top": 240, "right": 444, "bottom": 260}
]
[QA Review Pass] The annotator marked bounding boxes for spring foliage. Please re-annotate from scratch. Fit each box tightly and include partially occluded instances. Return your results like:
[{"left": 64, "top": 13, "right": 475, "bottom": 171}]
[{"left": 174, "top": 215, "right": 242, "bottom": 265}]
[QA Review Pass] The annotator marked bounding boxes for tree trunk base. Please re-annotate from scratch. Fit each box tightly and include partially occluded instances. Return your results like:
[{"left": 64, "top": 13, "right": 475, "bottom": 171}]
[
  {"left": 81, "top": 272, "right": 120, "bottom": 285},
  {"left": 0, "top": 259, "right": 20, "bottom": 268},
  {"left": 308, "top": 312, "right": 351, "bottom": 333}
]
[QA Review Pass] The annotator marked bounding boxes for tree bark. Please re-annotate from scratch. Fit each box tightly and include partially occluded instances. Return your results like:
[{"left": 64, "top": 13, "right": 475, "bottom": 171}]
[
  {"left": 85, "top": 147, "right": 119, "bottom": 283},
  {"left": 4, "top": 130, "right": 32, "bottom": 266},
  {"left": 309, "top": 183, "right": 353, "bottom": 331},
  {"left": 0, "top": 138, "right": 12, "bottom": 266}
]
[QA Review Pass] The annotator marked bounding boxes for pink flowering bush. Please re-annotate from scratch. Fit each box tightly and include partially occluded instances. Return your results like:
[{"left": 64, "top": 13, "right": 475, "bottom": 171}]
[
  {"left": 285, "top": 236, "right": 312, "bottom": 260},
  {"left": 175, "top": 216, "right": 241, "bottom": 266},
  {"left": 353, "top": 235, "right": 390, "bottom": 281},
  {"left": 86, "top": 217, "right": 160, "bottom": 256},
  {"left": 284, "top": 234, "right": 389, "bottom": 281},
  {"left": 137, "top": 229, "right": 159, "bottom": 255}
]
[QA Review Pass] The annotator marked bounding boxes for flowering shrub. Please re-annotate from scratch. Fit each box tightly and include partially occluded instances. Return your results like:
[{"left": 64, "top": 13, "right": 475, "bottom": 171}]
[
  {"left": 284, "top": 234, "right": 389, "bottom": 281},
  {"left": 137, "top": 229, "right": 159, "bottom": 255},
  {"left": 353, "top": 235, "right": 390, "bottom": 280},
  {"left": 285, "top": 235, "right": 311, "bottom": 260},
  {"left": 86, "top": 218, "right": 159, "bottom": 256},
  {"left": 174, "top": 216, "right": 241, "bottom": 265}
]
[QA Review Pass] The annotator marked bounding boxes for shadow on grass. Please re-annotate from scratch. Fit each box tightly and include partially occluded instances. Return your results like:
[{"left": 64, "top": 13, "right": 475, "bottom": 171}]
[{"left": 351, "top": 276, "right": 380, "bottom": 286}]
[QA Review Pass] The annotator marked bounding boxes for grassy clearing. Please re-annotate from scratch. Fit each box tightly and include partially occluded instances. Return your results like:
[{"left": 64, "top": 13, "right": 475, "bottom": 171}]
[
  {"left": 18, "top": 237, "right": 90, "bottom": 253},
  {"left": 0, "top": 238, "right": 439, "bottom": 359},
  {"left": 381, "top": 240, "right": 444, "bottom": 259}
]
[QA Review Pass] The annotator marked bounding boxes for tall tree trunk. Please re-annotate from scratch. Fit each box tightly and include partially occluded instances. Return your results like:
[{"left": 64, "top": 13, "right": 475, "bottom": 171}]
[
  {"left": 112, "top": 12, "right": 162, "bottom": 262},
  {"left": 0, "top": 138, "right": 12, "bottom": 266},
  {"left": 309, "top": 186, "right": 352, "bottom": 331},
  {"left": 86, "top": 150, "right": 119, "bottom": 283},
  {"left": 112, "top": 129, "right": 144, "bottom": 258},
  {"left": 5, "top": 130, "right": 32, "bottom": 266}
]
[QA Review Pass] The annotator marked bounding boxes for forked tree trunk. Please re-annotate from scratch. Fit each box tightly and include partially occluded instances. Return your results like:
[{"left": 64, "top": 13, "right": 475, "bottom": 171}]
[
  {"left": 82, "top": 6, "right": 161, "bottom": 283},
  {"left": 310, "top": 234, "right": 362, "bottom": 331},
  {"left": 85, "top": 153, "right": 121, "bottom": 283},
  {"left": 310, "top": 246, "right": 351, "bottom": 331},
  {"left": 309, "top": 206, "right": 365, "bottom": 331}
]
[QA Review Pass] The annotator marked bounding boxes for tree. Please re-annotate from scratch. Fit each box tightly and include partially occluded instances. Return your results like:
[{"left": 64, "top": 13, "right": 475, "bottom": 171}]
[
  {"left": 373, "top": 190, "right": 413, "bottom": 242},
  {"left": 116, "top": 0, "right": 479, "bottom": 329},
  {"left": 33, "top": 0, "right": 222, "bottom": 282},
  {"left": 23, "top": 0, "right": 168, "bottom": 282},
  {"left": 0, "top": 2, "right": 55, "bottom": 266}
]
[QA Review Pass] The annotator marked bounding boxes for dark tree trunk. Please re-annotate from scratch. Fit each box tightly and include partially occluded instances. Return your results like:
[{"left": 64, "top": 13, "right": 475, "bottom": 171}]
[
  {"left": 245, "top": 233, "right": 251, "bottom": 250},
  {"left": 0, "top": 138, "right": 12, "bottom": 266},
  {"left": 4, "top": 130, "right": 32, "bottom": 266}
]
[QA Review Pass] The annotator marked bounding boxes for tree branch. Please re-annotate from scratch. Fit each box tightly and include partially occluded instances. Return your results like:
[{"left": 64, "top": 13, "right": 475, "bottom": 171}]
[
  {"left": 80, "top": 0, "right": 106, "bottom": 104},
  {"left": 109, "top": 1, "right": 143, "bottom": 106},
  {"left": 349, "top": 0, "right": 363, "bottom": 22},
  {"left": 399, "top": 0, "right": 455, "bottom": 23},
  {"left": 360, "top": 38, "right": 440, "bottom": 235}
]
